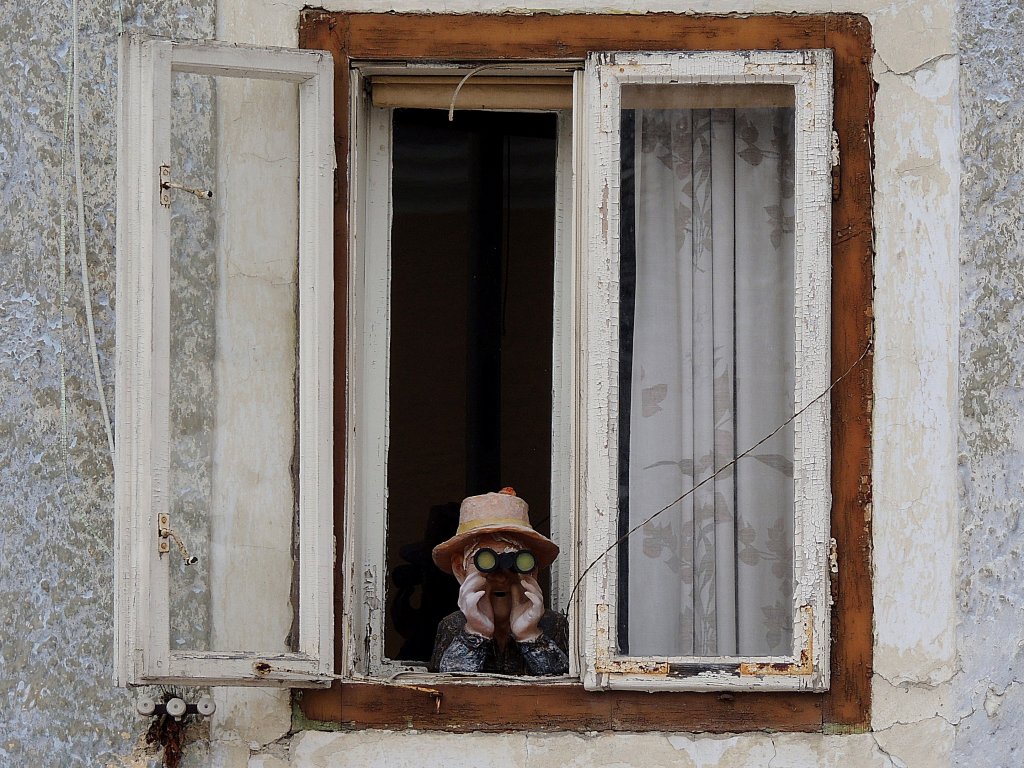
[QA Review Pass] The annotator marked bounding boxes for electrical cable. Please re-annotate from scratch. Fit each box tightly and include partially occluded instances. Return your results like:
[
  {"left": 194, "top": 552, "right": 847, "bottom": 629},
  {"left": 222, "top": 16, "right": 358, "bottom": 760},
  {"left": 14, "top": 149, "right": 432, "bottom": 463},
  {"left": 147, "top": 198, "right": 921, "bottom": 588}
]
[
  {"left": 71, "top": 0, "right": 116, "bottom": 461},
  {"left": 563, "top": 336, "right": 873, "bottom": 616}
]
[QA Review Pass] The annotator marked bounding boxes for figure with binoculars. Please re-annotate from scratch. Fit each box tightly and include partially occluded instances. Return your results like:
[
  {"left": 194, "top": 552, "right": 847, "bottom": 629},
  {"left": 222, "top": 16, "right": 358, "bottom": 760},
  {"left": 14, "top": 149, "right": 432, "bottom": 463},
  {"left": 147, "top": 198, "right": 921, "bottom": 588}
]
[{"left": 429, "top": 488, "right": 569, "bottom": 676}]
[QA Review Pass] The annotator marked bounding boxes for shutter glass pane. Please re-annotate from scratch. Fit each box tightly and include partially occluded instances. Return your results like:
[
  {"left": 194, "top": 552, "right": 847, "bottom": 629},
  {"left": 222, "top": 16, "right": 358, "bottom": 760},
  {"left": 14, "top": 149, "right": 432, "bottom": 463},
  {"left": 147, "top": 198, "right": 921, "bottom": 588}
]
[
  {"left": 167, "top": 70, "right": 300, "bottom": 654},
  {"left": 616, "top": 84, "right": 796, "bottom": 657}
]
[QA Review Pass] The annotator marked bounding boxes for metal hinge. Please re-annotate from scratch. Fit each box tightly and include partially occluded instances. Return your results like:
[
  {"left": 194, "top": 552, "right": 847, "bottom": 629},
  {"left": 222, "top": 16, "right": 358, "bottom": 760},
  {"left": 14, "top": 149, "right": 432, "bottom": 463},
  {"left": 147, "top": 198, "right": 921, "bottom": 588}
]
[
  {"left": 159, "top": 165, "right": 213, "bottom": 207},
  {"left": 158, "top": 513, "right": 199, "bottom": 565},
  {"left": 831, "top": 130, "right": 841, "bottom": 200}
]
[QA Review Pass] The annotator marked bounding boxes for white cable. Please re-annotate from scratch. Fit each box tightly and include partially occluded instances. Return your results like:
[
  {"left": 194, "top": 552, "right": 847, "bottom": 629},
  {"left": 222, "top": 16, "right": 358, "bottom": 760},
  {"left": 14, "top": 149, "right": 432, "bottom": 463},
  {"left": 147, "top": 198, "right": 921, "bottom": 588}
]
[
  {"left": 446, "top": 64, "right": 573, "bottom": 121},
  {"left": 72, "top": 0, "right": 116, "bottom": 460}
]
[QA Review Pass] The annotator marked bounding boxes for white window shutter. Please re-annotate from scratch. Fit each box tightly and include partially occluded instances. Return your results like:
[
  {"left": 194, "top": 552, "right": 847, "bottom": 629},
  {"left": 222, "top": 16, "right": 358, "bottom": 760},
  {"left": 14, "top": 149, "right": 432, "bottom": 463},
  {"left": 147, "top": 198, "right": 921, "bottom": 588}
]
[{"left": 114, "top": 34, "right": 334, "bottom": 687}]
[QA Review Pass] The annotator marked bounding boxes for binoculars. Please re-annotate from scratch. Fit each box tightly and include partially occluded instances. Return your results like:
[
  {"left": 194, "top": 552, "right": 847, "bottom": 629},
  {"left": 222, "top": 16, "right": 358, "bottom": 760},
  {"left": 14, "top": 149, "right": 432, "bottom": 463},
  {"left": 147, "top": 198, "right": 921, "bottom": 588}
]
[{"left": 473, "top": 548, "right": 536, "bottom": 574}]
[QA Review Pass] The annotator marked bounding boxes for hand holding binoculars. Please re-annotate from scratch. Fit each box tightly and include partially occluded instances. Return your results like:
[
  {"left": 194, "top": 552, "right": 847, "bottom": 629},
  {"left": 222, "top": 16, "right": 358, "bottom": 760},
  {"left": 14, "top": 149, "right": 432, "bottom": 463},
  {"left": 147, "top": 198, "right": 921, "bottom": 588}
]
[{"left": 473, "top": 547, "right": 536, "bottom": 575}]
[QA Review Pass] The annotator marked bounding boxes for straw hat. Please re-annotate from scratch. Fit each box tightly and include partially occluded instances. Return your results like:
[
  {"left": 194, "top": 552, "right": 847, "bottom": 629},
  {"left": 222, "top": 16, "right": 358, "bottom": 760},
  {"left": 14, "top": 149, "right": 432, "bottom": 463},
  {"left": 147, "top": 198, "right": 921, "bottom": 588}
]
[{"left": 431, "top": 487, "right": 559, "bottom": 574}]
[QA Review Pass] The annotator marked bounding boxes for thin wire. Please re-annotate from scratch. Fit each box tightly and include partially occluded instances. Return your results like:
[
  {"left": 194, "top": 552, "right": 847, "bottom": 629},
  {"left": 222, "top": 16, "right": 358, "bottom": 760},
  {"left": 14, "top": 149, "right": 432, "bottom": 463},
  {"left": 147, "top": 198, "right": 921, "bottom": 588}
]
[
  {"left": 71, "top": 0, "right": 116, "bottom": 461},
  {"left": 447, "top": 64, "right": 551, "bottom": 121},
  {"left": 563, "top": 336, "right": 873, "bottom": 615}
]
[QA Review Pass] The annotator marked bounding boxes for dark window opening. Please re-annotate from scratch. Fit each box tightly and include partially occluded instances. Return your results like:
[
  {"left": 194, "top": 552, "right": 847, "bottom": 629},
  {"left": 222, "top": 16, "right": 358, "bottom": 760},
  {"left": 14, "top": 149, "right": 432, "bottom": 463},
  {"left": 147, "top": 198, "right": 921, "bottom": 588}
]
[{"left": 384, "top": 109, "right": 558, "bottom": 663}]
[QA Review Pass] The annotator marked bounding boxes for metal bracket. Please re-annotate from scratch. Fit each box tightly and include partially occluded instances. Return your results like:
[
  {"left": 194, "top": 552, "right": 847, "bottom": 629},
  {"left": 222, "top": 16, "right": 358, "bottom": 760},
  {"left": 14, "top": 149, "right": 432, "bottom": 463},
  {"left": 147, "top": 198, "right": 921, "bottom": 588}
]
[
  {"left": 831, "top": 130, "right": 841, "bottom": 200},
  {"left": 159, "top": 165, "right": 213, "bottom": 207},
  {"left": 158, "top": 513, "right": 199, "bottom": 565}
]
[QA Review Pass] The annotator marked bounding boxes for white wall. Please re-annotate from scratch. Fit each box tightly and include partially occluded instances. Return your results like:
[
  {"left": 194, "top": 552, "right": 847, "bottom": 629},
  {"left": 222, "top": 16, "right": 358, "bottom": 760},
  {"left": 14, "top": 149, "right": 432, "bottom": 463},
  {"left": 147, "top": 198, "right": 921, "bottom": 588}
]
[{"left": 204, "top": 1, "right": 961, "bottom": 766}]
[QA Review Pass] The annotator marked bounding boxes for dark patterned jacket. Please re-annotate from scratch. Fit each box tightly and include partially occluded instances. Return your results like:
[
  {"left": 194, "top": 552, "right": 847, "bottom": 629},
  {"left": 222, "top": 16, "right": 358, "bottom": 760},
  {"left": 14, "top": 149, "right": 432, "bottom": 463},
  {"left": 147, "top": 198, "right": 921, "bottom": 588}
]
[{"left": 429, "top": 609, "right": 569, "bottom": 675}]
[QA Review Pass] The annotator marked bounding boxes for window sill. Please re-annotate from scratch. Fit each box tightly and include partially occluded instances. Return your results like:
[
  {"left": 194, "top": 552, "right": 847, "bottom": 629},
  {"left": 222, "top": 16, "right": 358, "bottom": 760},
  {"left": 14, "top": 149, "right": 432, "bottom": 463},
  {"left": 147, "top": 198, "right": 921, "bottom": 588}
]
[{"left": 297, "top": 680, "right": 824, "bottom": 732}]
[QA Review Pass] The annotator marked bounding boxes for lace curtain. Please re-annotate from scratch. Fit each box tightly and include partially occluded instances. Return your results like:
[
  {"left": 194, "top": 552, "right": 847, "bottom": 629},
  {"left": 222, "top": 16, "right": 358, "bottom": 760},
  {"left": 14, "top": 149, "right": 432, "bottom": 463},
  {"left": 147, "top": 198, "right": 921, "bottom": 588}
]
[{"left": 620, "top": 106, "right": 796, "bottom": 657}]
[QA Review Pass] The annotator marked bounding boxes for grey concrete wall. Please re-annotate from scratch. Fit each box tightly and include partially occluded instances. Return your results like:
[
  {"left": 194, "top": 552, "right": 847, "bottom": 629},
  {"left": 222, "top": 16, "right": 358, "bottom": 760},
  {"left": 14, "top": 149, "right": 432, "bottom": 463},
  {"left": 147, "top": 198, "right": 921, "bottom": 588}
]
[
  {"left": 0, "top": 2, "right": 213, "bottom": 764},
  {"left": 957, "top": 1, "right": 1024, "bottom": 765}
]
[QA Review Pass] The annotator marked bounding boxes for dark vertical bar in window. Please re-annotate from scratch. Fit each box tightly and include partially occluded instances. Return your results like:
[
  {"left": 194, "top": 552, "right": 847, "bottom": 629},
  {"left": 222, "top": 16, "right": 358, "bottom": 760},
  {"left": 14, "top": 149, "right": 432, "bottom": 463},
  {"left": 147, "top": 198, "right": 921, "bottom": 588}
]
[
  {"left": 689, "top": 108, "right": 699, "bottom": 655},
  {"left": 617, "top": 109, "right": 637, "bottom": 654},
  {"left": 466, "top": 131, "right": 505, "bottom": 494}
]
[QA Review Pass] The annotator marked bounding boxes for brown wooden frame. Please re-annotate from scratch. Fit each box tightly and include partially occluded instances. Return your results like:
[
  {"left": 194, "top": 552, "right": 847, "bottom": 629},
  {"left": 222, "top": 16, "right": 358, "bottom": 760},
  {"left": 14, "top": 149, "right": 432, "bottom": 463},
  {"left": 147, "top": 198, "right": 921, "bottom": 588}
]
[{"left": 298, "top": 10, "right": 873, "bottom": 733}]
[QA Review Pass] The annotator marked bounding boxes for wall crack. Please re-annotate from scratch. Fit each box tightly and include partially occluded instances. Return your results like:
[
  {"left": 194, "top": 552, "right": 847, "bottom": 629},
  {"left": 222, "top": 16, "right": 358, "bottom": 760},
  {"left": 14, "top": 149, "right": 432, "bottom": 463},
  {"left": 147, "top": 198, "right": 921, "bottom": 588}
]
[{"left": 875, "top": 51, "right": 957, "bottom": 78}]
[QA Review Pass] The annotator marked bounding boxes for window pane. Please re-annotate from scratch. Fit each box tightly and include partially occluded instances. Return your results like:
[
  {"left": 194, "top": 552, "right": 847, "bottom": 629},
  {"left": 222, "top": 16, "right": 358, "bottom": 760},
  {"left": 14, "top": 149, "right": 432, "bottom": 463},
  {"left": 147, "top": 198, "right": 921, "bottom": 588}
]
[
  {"left": 617, "top": 86, "right": 796, "bottom": 657},
  {"left": 167, "top": 71, "right": 300, "bottom": 653}
]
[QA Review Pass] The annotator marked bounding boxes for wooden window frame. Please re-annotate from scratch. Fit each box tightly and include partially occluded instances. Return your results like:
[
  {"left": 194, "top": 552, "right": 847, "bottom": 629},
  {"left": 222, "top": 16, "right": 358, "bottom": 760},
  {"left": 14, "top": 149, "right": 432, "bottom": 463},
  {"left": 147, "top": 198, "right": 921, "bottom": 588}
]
[{"left": 298, "top": 11, "right": 872, "bottom": 732}]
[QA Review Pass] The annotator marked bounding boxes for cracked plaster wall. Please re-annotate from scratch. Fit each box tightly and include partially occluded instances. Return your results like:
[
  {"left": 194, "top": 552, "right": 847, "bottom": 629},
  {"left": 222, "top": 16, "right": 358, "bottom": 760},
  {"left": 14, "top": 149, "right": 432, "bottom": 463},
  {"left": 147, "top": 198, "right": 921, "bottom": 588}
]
[
  {"left": 0, "top": 0, "right": 974, "bottom": 765},
  {"left": 213, "top": 0, "right": 962, "bottom": 765},
  {"left": 956, "top": 0, "right": 1024, "bottom": 766}
]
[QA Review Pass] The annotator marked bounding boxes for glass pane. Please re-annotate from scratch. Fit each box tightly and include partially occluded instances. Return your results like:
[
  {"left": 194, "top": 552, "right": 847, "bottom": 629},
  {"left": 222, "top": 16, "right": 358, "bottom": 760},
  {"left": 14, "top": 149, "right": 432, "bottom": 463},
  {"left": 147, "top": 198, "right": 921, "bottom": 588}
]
[
  {"left": 616, "top": 85, "right": 796, "bottom": 657},
  {"left": 167, "top": 71, "right": 300, "bottom": 653},
  {"left": 383, "top": 109, "right": 557, "bottom": 663}
]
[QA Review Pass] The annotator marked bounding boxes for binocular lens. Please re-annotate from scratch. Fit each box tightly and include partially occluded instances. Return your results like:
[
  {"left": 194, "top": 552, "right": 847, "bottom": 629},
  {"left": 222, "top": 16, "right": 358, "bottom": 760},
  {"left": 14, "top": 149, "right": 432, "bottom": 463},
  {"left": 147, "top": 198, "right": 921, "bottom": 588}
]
[
  {"left": 473, "top": 548, "right": 536, "bottom": 574},
  {"left": 514, "top": 550, "right": 536, "bottom": 573},
  {"left": 474, "top": 548, "right": 498, "bottom": 572}
]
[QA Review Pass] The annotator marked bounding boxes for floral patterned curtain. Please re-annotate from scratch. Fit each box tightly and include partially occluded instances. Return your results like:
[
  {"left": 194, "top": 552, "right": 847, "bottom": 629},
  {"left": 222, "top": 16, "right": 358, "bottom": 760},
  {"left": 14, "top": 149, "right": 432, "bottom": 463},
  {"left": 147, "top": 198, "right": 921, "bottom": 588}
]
[{"left": 620, "top": 107, "right": 796, "bottom": 657}]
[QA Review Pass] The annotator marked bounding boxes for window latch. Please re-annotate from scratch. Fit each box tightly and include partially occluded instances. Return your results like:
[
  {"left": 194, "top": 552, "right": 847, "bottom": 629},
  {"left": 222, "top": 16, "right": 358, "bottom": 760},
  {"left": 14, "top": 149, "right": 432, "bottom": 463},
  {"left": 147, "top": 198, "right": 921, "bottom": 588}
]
[
  {"left": 159, "top": 165, "right": 213, "bottom": 207},
  {"left": 158, "top": 513, "right": 199, "bottom": 565}
]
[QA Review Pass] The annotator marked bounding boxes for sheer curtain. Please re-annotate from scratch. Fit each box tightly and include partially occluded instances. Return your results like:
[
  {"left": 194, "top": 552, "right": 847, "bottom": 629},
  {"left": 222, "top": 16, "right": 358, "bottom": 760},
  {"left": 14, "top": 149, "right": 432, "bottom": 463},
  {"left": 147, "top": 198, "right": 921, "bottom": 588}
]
[{"left": 620, "top": 106, "right": 796, "bottom": 657}]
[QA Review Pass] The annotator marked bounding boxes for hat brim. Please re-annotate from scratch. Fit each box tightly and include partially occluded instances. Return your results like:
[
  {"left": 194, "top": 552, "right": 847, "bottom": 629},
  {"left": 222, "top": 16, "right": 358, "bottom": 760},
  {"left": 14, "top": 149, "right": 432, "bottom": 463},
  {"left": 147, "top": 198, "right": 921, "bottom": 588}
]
[{"left": 431, "top": 524, "right": 560, "bottom": 574}]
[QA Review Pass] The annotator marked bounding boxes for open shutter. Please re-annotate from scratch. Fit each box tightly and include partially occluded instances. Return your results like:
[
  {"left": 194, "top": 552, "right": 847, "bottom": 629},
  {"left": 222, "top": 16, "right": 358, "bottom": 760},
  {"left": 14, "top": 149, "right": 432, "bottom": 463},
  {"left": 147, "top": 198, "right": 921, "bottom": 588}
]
[{"left": 115, "top": 34, "right": 334, "bottom": 687}]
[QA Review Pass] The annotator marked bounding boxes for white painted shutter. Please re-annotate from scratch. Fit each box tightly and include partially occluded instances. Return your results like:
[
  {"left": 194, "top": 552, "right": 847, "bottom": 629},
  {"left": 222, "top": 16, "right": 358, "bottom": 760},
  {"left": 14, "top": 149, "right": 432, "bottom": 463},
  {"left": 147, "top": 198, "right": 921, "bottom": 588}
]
[{"left": 115, "top": 34, "right": 334, "bottom": 687}]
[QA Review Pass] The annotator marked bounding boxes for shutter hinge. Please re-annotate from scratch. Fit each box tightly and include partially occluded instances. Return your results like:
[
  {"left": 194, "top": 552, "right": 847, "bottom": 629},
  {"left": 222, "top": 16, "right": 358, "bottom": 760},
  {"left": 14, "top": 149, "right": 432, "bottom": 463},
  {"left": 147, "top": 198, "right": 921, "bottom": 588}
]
[
  {"left": 159, "top": 164, "right": 214, "bottom": 207},
  {"left": 158, "top": 513, "right": 199, "bottom": 565},
  {"left": 830, "top": 130, "right": 841, "bottom": 200}
]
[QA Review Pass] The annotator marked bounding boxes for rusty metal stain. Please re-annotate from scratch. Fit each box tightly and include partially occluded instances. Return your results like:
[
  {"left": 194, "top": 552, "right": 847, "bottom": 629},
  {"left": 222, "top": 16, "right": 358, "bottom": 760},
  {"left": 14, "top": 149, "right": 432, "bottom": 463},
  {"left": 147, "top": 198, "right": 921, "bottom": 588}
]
[
  {"left": 739, "top": 605, "right": 815, "bottom": 677},
  {"left": 594, "top": 657, "right": 671, "bottom": 675},
  {"left": 253, "top": 660, "right": 272, "bottom": 676}
]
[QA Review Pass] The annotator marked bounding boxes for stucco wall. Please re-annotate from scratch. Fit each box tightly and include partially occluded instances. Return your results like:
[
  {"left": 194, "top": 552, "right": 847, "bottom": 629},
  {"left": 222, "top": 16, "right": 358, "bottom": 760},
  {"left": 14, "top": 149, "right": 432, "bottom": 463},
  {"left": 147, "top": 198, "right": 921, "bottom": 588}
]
[
  {"left": 956, "top": 0, "right": 1024, "bottom": 765},
  {"left": 0, "top": 0, "right": 982, "bottom": 765},
  {"left": 0, "top": 1, "right": 215, "bottom": 765},
  {"left": 216, "top": 1, "right": 961, "bottom": 766}
]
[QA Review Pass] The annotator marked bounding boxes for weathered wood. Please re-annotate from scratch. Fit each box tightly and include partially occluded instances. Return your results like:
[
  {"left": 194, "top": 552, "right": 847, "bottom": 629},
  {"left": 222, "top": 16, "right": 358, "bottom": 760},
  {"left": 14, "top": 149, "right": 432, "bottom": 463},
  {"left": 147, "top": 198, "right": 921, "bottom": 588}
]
[
  {"left": 299, "top": 9, "right": 873, "bottom": 732},
  {"left": 299, "top": 11, "right": 351, "bottom": 677},
  {"left": 117, "top": 34, "right": 336, "bottom": 687},
  {"left": 301, "top": 681, "right": 823, "bottom": 732},
  {"left": 343, "top": 13, "right": 828, "bottom": 59},
  {"left": 823, "top": 13, "right": 874, "bottom": 730}
]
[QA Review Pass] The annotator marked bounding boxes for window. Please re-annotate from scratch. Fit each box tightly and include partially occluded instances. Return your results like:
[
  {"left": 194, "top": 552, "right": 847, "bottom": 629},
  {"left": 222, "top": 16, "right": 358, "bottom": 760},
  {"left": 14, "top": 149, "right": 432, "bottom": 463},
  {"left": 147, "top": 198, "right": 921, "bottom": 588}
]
[
  {"left": 301, "top": 11, "right": 872, "bottom": 731},
  {"left": 578, "top": 51, "right": 833, "bottom": 692},
  {"left": 114, "top": 34, "right": 335, "bottom": 687}
]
